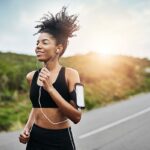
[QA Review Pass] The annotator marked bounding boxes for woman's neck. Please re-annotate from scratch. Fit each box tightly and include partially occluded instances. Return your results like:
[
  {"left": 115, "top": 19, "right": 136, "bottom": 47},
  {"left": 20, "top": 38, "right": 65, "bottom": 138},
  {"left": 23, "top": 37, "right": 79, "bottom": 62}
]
[{"left": 43, "top": 59, "right": 61, "bottom": 72}]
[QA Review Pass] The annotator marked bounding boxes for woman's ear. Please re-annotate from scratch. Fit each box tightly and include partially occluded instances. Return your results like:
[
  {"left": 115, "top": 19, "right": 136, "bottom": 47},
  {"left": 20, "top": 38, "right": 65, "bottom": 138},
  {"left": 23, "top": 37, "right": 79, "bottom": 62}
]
[{"left": 56, "top": 44, "right": 63, "bottom": 54}]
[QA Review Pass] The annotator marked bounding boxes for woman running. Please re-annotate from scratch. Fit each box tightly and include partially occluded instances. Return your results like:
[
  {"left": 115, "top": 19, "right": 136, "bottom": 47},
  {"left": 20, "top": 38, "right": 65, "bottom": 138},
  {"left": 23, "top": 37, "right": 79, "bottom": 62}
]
[{"left": 19, "top": 6, "right": 83, "bottom": 150}]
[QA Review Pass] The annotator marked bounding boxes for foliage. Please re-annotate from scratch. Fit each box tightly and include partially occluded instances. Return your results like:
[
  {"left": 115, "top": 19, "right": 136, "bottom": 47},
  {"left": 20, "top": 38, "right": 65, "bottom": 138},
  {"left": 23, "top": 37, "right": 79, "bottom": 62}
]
[{"left": 0, "top": 51, "right": 150, "bottom": 131}]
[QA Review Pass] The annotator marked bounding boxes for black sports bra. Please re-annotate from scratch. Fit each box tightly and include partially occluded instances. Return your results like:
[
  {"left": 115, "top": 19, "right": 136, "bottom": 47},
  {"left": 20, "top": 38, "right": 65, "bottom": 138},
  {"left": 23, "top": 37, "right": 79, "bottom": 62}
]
[{"left": 29, "top": 66, "right": 72, "bottom": 108}]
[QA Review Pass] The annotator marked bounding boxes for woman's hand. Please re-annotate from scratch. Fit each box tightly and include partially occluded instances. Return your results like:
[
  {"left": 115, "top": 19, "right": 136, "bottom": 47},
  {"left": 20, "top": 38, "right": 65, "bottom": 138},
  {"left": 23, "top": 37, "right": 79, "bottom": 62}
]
[
  {"left": 19, "top": 128, "right": 30, "bottom": 144},
  {"left": 38, "top": 67, "right": 54, "bottom": 92}
]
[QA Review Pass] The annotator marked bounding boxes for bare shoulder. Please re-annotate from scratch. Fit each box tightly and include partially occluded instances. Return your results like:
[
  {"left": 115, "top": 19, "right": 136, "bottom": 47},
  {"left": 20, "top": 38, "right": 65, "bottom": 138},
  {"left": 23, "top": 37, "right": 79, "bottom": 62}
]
[
  {"left": 65, "top": 67, "right": 80, "bottom": 91},
  {"left": 65, "top": 67, "right": 80, "bottom": 79},
  {"left": 26, "top": 70, "right": 36, "bottom": 85}
]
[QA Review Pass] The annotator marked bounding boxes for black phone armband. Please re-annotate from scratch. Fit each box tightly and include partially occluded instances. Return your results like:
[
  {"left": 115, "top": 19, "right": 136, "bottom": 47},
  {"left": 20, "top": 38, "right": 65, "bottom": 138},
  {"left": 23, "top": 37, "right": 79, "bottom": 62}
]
[{"left": 69, "top": 83, "right": 85, "bottom": 109}]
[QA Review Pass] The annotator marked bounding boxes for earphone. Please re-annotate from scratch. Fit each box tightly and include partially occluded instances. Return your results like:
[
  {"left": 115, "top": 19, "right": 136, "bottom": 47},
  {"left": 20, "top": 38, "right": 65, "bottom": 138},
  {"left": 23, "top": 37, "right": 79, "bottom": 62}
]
[
  {"left": 56, "top": 49, "right": 60, "bottom": 54},
  {"left": 36, "top": 60, "right": 69, "bottom": 125}
]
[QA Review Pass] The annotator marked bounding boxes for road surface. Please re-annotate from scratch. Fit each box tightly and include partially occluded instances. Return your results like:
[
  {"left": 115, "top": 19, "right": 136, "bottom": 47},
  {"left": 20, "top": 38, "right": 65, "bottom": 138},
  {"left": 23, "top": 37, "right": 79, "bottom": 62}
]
[{"left": 0, "top": 92, "right": 150, "bottom": 150}]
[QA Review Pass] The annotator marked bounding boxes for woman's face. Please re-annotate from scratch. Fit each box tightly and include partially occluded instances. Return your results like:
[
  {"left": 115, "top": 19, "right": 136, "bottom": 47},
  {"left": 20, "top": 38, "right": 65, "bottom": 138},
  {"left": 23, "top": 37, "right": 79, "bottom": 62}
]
[{"left": 35, "top": 32, "right": 59, "bottom": 62}]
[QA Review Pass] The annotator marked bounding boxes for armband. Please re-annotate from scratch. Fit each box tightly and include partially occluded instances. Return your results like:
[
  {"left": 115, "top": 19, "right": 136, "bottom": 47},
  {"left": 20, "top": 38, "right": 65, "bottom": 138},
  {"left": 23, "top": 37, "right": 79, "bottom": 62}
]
[{"left": 69, "top": 83, "right": 85, "bottom": 109}]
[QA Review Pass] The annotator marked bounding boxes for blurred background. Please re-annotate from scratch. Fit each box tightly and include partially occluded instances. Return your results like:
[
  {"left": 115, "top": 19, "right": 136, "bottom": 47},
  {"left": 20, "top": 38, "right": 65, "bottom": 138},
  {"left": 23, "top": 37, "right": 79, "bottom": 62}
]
[
  {"left": 0, "top": 0, "right": 150, "bottom": 132},
  {"left": 0, "top": 0, "right": 150, "bottom": 149}
]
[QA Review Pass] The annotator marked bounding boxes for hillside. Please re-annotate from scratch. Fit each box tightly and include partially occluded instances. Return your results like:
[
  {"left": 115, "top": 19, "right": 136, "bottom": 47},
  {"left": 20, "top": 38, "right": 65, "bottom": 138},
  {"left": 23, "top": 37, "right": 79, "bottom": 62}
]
[{"left": 0, "top": 51, "right": 150, "bottom": 131}]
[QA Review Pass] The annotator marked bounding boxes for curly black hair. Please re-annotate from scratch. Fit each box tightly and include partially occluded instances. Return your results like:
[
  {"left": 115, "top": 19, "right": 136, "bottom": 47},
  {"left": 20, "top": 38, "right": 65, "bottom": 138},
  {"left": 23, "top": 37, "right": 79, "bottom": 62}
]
[{"left": 34, "top": 6, "right": 80, "bottom": 57}]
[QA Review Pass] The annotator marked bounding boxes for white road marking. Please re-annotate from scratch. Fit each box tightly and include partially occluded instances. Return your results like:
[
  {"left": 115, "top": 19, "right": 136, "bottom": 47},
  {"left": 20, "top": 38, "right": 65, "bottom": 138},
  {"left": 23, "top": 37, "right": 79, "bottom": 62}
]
[{"left": 79, "top": 106, "right": 150, "bottom": 139}]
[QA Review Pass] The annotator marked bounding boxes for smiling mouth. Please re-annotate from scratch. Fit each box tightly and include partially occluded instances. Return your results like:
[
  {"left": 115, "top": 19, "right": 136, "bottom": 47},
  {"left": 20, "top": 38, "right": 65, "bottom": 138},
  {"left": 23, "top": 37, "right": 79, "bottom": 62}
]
[{"left": 36, "top": 52, "right": 45, "bottom": 56}]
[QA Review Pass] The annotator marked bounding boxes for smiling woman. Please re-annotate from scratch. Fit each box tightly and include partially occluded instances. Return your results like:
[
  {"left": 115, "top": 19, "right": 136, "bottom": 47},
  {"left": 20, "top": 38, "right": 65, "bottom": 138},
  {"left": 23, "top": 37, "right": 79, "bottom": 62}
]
[
  {"left": 35, "top": 33, "right": 59, "bottom": 63},
  {"left": 18, "top": 6, "right": 84, "bottom": 150}
]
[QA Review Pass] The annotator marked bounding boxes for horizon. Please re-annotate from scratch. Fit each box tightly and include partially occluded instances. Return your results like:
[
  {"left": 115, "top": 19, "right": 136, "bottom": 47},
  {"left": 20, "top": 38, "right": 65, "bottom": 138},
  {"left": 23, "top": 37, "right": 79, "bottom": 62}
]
[{"left": 0, "top": 50, "right": 149, "bottom": 60}]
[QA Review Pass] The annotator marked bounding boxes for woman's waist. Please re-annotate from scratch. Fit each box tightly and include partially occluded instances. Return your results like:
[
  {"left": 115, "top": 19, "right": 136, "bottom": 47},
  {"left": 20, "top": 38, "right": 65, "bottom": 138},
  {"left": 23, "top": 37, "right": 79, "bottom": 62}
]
[{"left": 34, "top": 108, "right": 71, "bottom": 129}]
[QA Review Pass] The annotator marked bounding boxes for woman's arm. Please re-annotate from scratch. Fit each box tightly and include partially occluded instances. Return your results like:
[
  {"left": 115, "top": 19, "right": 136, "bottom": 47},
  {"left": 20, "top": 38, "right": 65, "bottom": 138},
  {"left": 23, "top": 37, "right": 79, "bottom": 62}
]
[
  {"left": 24, "top": 108, "right": 35, "bottom": 131},
  {"left": 24, "top": 71, "right": 36, "bottom": 130},
  {"left": 19, "top": 108, "right": 35, "bottom": 144},
  {"left": 19, "top": 71, "right": 36, "bottom": 144},
  {"left": 47, "top": 68, "right": 82, "bottom": 124}
]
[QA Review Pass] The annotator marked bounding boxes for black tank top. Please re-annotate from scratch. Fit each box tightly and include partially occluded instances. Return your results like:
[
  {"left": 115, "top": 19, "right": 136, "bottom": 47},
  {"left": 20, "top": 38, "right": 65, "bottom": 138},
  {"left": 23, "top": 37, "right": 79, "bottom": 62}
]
[{"left": 29, "top": 66, "right": 71, "bottom": 108}]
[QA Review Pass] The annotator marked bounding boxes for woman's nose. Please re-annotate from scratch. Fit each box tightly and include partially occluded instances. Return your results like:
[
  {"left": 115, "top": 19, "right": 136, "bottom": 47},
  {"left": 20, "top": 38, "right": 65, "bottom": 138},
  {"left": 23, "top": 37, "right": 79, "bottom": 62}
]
[{"left": 36, "top": 43, "right": 42, "bottom": 49}]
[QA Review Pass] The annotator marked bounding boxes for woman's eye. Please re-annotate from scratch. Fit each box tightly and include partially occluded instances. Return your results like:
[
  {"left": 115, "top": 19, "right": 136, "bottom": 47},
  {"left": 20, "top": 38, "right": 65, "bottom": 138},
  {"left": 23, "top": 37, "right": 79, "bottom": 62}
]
[{"left": 36, "top": 41, "right": 49, "bottom": 45}]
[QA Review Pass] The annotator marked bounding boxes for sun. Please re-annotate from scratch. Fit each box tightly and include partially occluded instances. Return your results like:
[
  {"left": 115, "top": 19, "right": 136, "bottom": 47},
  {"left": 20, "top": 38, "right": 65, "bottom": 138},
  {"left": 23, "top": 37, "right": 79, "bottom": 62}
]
[{"left": 88, "top": 31, "right": 124, "bottom": 57}]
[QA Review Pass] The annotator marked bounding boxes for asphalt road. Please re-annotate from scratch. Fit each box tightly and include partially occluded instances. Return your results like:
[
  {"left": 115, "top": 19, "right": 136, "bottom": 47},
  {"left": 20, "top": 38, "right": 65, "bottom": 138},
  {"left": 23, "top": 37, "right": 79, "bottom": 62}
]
[{"left": 0, "top": 92, "right": 150, "bottom": 150}]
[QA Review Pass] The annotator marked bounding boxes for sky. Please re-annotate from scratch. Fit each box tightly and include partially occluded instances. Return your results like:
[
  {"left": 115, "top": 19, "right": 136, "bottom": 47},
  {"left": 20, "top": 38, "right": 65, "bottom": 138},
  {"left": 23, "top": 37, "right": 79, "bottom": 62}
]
[{"left": 0, "top": 0, "right": 150, "bottom": 58}]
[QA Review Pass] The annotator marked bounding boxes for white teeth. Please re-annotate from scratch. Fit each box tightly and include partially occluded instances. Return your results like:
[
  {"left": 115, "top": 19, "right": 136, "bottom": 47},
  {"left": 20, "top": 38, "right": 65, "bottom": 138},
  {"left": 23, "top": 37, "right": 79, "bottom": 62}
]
[
  {"left": 37, "top": 52, "right": 44, "bottom": 55},
  {"left": 37, "top": 51, "right": 44, "bottom": 53}
]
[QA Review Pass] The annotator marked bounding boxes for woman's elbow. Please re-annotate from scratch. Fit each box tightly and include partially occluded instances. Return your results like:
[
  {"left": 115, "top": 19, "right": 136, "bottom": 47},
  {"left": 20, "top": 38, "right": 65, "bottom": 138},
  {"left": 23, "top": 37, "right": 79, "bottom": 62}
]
[{"left": 73, "top": 111, "right": 82, "bottom": 124}]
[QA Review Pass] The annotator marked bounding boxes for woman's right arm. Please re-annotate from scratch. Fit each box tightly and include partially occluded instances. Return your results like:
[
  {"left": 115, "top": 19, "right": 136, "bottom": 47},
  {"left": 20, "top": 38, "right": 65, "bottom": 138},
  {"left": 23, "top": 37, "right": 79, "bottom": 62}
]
[
  {"left": 24, "top": 71, "right": 36, "bottom": 130},
  {"left": 24, "top": 108, "right": 35, "bottom": 132},
  {"left": 19, "top": 71, "right": 36, "bottom": 144}
]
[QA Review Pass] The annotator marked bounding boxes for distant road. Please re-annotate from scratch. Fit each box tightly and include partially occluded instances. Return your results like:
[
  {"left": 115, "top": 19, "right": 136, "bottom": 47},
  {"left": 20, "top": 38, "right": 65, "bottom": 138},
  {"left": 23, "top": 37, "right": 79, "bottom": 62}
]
[{"left": 1, "top": 92, "right": 150, "bottom": 150}]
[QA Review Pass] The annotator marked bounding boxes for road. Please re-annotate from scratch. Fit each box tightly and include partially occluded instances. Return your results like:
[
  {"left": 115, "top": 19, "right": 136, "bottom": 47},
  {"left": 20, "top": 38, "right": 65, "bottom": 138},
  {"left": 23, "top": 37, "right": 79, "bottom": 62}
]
[{"left": 0, "top": 92, "right": 150, "bottom": 150}]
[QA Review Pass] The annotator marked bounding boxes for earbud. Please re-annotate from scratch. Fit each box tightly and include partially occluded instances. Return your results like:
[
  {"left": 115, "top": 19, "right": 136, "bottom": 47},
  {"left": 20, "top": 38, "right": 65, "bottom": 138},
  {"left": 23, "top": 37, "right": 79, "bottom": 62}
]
[{"left": 56, "top": 49, "right": 60, "bottom": 53}]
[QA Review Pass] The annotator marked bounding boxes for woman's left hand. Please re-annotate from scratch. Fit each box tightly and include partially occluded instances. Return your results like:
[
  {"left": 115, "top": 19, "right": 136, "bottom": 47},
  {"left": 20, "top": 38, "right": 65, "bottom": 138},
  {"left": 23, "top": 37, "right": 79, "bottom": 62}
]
[{"left": 38, "top": 67, "right": 54, "bottom": 92}]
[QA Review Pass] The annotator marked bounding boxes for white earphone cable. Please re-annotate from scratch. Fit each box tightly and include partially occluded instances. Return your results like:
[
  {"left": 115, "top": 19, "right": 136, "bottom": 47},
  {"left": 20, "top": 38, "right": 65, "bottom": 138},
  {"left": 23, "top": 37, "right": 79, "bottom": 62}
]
[{"left": 36, "top": 60, "right": 69, "bottom": 125}]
